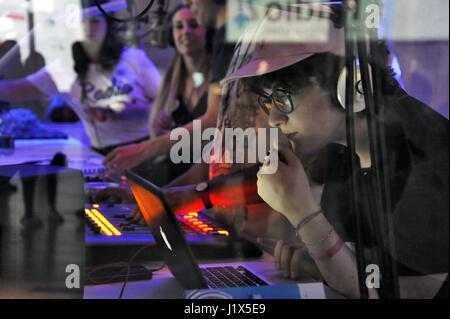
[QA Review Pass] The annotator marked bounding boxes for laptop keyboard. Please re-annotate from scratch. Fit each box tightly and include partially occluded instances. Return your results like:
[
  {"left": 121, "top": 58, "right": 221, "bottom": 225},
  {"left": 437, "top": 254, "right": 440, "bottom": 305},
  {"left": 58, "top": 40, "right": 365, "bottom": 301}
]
[{"left": 201, "top": 266, "right": 268, "bottom": 288}]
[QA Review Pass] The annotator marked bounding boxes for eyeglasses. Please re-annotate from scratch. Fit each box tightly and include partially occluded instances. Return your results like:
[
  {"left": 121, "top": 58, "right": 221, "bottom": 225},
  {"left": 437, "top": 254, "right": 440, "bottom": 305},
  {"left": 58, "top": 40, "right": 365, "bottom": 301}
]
[{"left": 257, "top": 89, "right": 295, "bottom": 116}]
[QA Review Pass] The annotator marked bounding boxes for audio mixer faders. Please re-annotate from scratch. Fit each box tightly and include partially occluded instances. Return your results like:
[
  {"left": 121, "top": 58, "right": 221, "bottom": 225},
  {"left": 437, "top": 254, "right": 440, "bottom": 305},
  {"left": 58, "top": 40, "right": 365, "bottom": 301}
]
[{"left": 85, "top": 204, "right": 261, "bottom": 265}]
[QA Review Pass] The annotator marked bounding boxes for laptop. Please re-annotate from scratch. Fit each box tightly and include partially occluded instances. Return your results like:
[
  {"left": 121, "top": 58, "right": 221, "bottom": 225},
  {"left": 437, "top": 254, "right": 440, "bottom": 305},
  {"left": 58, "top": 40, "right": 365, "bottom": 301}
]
[{"left": 125, "top": 170, "right": 270, "bottom": 290}]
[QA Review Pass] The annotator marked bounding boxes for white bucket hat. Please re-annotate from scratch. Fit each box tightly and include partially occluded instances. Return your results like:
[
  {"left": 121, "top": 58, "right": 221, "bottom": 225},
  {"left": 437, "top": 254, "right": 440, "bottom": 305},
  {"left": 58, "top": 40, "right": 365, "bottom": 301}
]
[{"left": 221, "top": 5, "right": 346, "bottom": 86}]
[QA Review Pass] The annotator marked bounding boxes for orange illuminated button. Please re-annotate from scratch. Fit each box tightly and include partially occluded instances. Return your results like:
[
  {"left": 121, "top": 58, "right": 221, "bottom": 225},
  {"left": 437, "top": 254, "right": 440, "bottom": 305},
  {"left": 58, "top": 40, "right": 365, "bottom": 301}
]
[
  {"left": 91, "top": 209, "right": 122, "bottom": 236},
  {"left": 85, "top": 209, "right": 113, "bottom": 236}
]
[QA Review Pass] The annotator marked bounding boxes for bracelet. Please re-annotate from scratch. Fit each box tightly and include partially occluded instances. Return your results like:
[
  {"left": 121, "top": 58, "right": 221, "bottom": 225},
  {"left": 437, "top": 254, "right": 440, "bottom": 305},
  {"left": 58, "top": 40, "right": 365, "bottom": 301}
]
[
  {"left": 308, "top": 238, "right": 345, "bottom": 262},
  {"left": 300, "top": 227, "right": 335, "bottom": 246},
  {"left": 294, "top": 209, "right": 323, "bottom": 233}
]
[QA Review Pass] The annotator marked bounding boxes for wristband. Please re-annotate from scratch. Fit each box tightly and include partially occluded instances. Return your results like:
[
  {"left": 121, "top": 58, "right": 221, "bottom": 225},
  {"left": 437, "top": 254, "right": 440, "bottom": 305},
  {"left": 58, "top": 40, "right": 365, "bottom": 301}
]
[
  {"left": 294, "top": 209, "right": 323, "bottom": 233},
  {"left": 294, "top": 209, "right": 323, "bottom": 243},
  {"left": 308, "top": 238, "right": 345, "bottom": 262},
  {"left": 301, "top": 227, "right": 335, "bottom": 246}
]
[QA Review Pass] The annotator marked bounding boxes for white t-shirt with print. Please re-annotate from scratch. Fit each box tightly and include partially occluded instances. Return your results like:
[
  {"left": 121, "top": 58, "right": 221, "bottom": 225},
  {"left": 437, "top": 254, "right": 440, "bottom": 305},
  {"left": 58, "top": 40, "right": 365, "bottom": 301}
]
[{"left": 27, "top": 48, "right": 161, "bottom": 149}]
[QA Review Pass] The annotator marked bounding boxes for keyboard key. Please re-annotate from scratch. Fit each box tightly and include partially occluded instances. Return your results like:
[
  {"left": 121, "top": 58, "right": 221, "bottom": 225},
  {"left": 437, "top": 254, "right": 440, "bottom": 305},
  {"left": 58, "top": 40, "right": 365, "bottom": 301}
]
[{"left": 201, "top": 266, "right": 267, "bottom": 289}]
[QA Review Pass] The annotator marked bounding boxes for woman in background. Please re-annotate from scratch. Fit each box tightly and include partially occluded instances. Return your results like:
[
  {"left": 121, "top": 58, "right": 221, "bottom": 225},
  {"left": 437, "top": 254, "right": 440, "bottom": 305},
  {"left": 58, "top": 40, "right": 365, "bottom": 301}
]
[
  {"left": 104, "top": 4, "right": 212, "bottom": 181},
  {"left": 0, "top": 4, "right": 161, "bottom": 155}
]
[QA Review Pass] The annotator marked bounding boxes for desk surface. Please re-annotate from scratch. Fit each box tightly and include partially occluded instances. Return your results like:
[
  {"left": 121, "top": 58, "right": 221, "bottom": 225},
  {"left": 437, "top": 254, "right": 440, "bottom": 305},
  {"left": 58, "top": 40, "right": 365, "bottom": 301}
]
[
  {"left": 84, "top": 254, "right": 343, "bottom": 299},
  {"left": 1, "top": 123, "right": 342, "bottom": 299},
  {"left": 1, "top": 122, "right": 105, "bottom": 174},
  {"left": 0, "top": 123, "right": 100, "bottom": 298}
]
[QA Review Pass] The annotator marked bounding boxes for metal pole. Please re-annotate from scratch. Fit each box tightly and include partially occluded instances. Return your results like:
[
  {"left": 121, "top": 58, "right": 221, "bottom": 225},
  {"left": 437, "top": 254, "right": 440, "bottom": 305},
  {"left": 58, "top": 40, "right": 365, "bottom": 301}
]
[
  {"left": 354, "top": 1, "right": 400, "bottom": 298},
  {"left": 343, "top": 0, "right": 369, "bottom": 299}
]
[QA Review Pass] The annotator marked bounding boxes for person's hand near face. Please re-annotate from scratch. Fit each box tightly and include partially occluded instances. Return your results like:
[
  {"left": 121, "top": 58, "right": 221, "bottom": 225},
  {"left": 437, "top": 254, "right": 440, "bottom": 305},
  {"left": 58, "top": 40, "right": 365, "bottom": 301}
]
[
  {"left": 257, "top": 141, "right": 320, "bottom": 228},
  {"left": 256, "top": 88, "right": 321, "bottom": 221},
  {"left": 256, "top": 85, "right": 344, "bottom": 226}
]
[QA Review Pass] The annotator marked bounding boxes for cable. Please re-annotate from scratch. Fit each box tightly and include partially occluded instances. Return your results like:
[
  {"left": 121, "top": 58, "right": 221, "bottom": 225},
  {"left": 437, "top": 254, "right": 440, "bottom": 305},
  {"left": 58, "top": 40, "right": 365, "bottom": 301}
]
[
  {"left": 87, "top": 261, "right": 130, "bottom": 285},
  {"left": 118, "top": 244, "right": 165, "bottom": 299},
  {"left": 95, "top": 0, "right": 156, "bottom": 23},
  {"left": 85, "top": 244, "right": 165, "bottom": 298}
]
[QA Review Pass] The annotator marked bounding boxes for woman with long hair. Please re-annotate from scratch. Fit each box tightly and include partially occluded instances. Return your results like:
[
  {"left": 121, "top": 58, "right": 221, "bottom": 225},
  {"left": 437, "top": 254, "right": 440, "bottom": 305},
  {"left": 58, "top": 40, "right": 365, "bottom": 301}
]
[
  {"left": 0, "top": 2, "right": 161, "bottom": 155},
  {"left": 104, "top": 4, "right": 212, "bottom": 180}
]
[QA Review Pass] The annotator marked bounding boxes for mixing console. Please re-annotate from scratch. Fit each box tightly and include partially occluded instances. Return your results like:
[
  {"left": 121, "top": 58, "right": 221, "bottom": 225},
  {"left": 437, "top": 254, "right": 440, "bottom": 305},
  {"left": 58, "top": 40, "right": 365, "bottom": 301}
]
[{"left": 85, "top": 204, "right": 261, "bottom": 265}]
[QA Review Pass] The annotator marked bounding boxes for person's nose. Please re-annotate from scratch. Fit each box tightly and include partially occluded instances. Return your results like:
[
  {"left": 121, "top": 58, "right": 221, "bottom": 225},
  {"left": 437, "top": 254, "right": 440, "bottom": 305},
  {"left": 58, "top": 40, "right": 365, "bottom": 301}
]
[
  {"left": 268, "top": 108, "right": 288, "bottom": 128},
  {"left": 89, "top": 22, "right": 99, "bottom": 34},
  {"left": 182, "top": 24, "right": 193, "bottom": 35}
]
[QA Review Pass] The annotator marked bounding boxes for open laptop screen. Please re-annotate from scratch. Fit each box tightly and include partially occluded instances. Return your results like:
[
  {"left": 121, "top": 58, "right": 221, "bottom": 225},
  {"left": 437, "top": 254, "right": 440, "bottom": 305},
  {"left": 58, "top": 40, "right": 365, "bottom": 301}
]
[{"left": 125, "top": 170, "right": 208, "bottom": 290}]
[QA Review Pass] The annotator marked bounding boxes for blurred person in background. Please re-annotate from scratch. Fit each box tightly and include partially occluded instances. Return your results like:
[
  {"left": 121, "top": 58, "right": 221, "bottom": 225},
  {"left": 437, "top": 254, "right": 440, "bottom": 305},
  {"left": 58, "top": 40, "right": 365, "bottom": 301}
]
[
  {"left": 104, "top": 4, "right": 212, "bottom": 182},
  {"left": 0, "top": 1, "right": 161, "bottom": 155},
  {"left": 105, "top": 0, "right": 233, "bottom": 173}
]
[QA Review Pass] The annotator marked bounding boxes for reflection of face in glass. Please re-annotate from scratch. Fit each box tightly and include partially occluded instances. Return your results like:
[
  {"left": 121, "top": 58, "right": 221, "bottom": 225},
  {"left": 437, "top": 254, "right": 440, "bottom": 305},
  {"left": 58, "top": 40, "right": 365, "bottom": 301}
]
[
  {"left": 82, "top": 16, "right": 108, "bottom": 45},
  {"left": 172, "top": 8, "right": 206, "bottom": 56},
  {"left": 190, "top": 0, "right": 213, "bottom": 27}
]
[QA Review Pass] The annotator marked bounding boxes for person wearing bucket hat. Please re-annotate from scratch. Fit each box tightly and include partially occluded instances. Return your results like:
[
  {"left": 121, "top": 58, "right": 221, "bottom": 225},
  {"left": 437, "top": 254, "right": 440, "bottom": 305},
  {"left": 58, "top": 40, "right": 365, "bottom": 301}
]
[
  {"left": 103, "top": 3, "right": 447, "bottom": 298},
  {"left": 0, "top": 0, "right": 161, "bottom": 155},
  {"left": 219, "top": 6, "right": 449, "bottom": 299}
]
